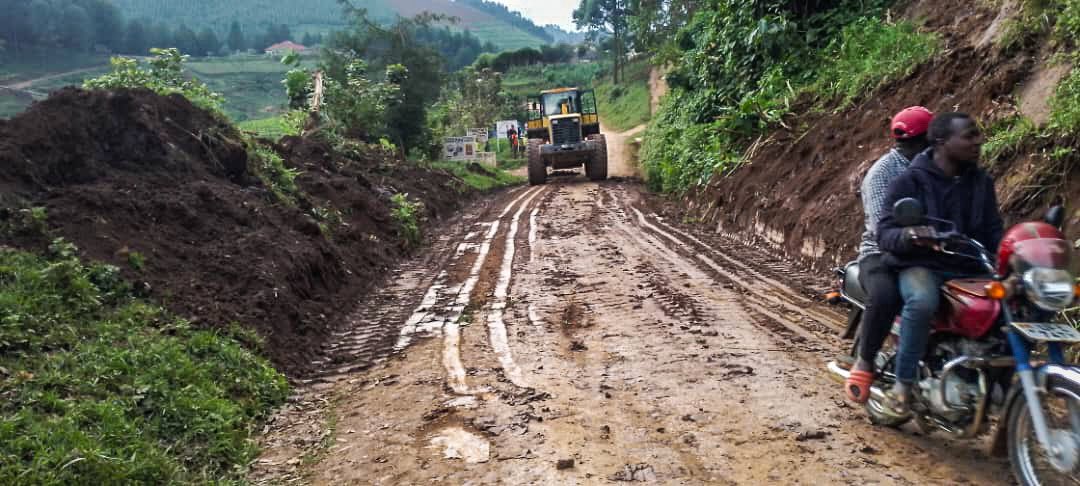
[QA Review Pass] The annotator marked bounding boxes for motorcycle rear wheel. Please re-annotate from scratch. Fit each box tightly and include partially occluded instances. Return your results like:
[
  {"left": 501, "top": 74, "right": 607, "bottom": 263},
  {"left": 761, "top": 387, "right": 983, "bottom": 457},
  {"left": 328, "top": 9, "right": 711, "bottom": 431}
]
[{"left": 1007, "top": 382, "right": 1080, "bottom": 485}]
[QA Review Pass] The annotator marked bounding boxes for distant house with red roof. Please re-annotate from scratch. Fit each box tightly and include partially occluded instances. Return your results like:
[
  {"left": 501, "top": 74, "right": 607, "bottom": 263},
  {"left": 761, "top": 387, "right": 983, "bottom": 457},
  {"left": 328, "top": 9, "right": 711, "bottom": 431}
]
[{"left": 264, "top": 41, "right": 308, "bottom": 56}]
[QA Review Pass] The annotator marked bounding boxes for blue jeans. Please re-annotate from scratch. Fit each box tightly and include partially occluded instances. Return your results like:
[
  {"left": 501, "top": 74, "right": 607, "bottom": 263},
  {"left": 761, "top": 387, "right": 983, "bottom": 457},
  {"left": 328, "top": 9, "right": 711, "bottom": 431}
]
[{"left": 894, "top": 267, "right": 948, "bottom": 384}]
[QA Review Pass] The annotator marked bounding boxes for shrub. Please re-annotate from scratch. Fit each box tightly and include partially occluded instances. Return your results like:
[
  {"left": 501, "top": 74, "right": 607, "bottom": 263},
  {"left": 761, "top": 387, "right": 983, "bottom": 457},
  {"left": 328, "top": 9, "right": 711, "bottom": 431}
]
[
  {"left": 250, "top": 145, "right": 300, "bottom": 202},
  {"left": 84, "top": 48, "right": 224, "bottom": 114},
  {"left": 390, "top": 193, "right": 424, "bottom": 248}
]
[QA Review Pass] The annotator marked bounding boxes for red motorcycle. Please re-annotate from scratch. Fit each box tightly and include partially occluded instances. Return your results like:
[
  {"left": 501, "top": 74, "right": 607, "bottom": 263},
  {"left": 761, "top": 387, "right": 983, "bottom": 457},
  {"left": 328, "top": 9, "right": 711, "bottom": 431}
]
[{"left": 829, "top": 198, "right": 1080, "bottom": 485}]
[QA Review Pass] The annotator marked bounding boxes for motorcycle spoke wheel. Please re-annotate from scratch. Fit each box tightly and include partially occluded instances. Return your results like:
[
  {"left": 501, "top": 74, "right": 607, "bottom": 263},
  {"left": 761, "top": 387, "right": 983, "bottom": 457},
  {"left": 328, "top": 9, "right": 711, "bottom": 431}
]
[{"left": 1010, "top": 388, "right": 1080, "bottom": 486}]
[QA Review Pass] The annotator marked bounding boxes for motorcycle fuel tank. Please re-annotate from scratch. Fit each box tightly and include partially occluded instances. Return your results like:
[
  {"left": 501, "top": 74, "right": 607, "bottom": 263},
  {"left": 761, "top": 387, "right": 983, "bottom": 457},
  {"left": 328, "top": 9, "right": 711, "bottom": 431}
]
[{"left": 933, "top": 279, "right": 1002, "bottom": 339}]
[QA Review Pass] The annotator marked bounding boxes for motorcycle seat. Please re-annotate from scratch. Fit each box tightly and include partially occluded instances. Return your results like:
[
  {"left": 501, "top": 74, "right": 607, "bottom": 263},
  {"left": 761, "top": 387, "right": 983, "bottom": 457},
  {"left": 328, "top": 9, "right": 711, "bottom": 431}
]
[{"left": 842, "top": 260, "right": 867, "bottom": 306}]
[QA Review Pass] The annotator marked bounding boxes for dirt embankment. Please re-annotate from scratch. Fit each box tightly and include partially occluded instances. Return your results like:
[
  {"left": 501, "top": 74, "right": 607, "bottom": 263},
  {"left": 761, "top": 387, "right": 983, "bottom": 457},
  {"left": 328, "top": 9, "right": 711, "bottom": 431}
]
[
  {"left": 0, "top": 88, "right": 474, "bottom": 375},
  {"left": 675, "top": 0, "right": 1080, "bottom": 273}
]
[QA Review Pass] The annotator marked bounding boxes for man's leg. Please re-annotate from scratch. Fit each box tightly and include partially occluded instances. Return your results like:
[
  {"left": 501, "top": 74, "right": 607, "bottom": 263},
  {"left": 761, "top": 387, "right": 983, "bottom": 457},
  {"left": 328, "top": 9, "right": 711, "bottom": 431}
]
[
  {"left": 854, "top": 254, "right": 903, "bottom": 369},
  {"left": 893, "top": 267, "right": 944, "bottom": 386}
]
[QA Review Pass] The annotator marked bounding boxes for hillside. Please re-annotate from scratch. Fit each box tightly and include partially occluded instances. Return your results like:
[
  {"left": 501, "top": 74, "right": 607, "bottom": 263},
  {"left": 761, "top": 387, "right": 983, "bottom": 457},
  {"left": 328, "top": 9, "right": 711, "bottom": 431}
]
[
  {"left": 644, "top": 0, "right": 1080, "bottom": 274},
  {"left": 108, "top": 0, "right": 558, "bottom": 50}
]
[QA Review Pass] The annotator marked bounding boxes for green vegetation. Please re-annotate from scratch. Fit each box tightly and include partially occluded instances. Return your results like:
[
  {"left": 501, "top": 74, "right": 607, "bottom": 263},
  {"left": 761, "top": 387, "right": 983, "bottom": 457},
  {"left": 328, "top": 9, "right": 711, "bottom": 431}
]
[
  {"left": 981, "top": 1, "right": 1080, "bottom": 167},
  {"left": 105, "top": 0, "right": 554, "bottom": 51},
  {"left": 250, "top": 145, "right": 301, "bottom": 202},
  {"left": 594, "top": 59, "right": 651, "bottom": 131},
  {"left": 429, "top": 161, "right": 525, "bottom": 191},
  {"left": 640, "top": 1, "right": 945, "bottom": 193},
  {"left": 127, "top": 251, "right": 146, "bottom": 271},
  {"left": 238, "top": 112, "right": 305, "bottom": 139},
  {"left": 982, "top": 115, "right": 1038, "bottom": 165},
  {"left": 0, "top": 242, "right": 288, "bottom": 483},
  {"left": 502, "top": 63, "right": 606, "bottom": 98},
  {"left": 390, "top": 193, "right": 424, "bottom": 248},
  {"left": 812, "top": 19, "right": 939, "bottom": 109},
  {"left": 84, "top": 48, "right": 224, "bottom": 115},
  {"left": 491, "top": 139, "right": 526, "bottom": 169}
]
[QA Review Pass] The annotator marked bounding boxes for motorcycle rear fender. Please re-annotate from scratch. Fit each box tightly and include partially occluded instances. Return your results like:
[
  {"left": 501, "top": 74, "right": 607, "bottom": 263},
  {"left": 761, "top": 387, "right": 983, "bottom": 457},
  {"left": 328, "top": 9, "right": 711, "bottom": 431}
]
[{"left": 989, "top": 364, "right": 1080, "bottom": 457}]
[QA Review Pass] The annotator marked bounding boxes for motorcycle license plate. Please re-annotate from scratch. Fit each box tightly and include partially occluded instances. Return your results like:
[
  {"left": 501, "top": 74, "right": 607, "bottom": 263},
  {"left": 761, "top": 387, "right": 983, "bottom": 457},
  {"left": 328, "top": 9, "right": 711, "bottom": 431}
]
[{"left": 1011, "top": 322, "right": 1080, "bottom": 343}]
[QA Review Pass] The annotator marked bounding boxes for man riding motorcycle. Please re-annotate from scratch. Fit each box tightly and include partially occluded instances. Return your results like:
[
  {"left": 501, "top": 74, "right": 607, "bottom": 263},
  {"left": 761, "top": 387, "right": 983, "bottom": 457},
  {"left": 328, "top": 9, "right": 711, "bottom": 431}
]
[
  {"left": 844, "top": 106, "right": 934, "bottom": 404},
  {"left": 875, "top": 112, "right": 1004, "bottom": 415}
]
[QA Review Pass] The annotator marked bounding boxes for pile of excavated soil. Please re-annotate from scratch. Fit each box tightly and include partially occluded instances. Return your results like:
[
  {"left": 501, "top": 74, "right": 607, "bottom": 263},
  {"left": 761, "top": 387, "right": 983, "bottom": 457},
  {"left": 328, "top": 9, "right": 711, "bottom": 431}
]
[
  {"left": 677, "top": 1, "right": 1080, "bottom": 273},
  {"left": 0, "top": 88, "right": 470, "bottom": 375}
]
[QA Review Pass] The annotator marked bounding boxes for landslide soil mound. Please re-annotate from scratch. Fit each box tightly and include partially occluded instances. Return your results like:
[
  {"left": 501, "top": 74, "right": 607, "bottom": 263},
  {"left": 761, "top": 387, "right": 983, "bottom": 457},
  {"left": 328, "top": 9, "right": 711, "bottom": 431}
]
[
  {"left": 677, "top": 1, "right": 1080, "bottom": 272},
  {"left": 0, "top": 88, "right": 469, "bottom": 375}
]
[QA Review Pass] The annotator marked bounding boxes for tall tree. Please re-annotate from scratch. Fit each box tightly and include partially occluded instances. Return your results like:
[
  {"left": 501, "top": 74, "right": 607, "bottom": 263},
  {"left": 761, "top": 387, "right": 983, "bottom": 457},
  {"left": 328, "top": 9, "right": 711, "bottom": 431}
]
[
  {"left": 227, "top": 20, "right": 246, "bottom": 52},
  {"left": 196, "top": 27, "right": 220, "bottom": 56},
  {"left": 90, "top": 1, "right": 126, "bottom": 51},
  {"left": 147, "top": 22, "right": 173, "bottom": 50},
  {"left": 173, "top": 25, "right": 199, "bottom": 55},
  {"left": 574, "top": 0, "right": 630, "bottom": 83},
  {"left": 124, "top": 19, "right": 149, "bottom": 54},
  {"left": 61, "top": 4, "right": 93, "bottom": 51}
]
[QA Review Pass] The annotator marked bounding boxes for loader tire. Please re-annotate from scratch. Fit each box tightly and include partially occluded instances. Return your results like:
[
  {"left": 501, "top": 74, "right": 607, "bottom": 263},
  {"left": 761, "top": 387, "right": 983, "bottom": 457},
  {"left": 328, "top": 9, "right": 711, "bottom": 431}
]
[
  {"left": 585, "top": 134, "right": 608, "bottom": 181},
  {"left": 527, "top": 139, "right": 546, "bottom": 186}
]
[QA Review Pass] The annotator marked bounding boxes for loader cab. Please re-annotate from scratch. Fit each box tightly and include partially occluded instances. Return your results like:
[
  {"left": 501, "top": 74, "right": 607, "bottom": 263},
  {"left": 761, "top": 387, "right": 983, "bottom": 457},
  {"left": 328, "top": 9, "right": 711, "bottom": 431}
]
[{"left": 526, "top": 88, "right": 600, "bottom": 145}]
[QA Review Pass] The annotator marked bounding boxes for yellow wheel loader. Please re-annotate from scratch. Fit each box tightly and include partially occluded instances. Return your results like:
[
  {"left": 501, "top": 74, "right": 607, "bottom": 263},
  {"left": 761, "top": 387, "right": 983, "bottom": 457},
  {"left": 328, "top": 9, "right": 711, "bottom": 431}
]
[{"left": 525, "top": 87, "right": 608, "bottom": 185}]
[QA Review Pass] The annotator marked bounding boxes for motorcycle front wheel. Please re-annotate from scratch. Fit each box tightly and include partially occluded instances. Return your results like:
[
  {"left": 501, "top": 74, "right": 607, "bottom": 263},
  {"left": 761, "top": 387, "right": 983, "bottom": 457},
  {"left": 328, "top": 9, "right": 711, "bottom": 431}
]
[{"left": 1007, "top": 382, "right": 1080, "bottom": 485}]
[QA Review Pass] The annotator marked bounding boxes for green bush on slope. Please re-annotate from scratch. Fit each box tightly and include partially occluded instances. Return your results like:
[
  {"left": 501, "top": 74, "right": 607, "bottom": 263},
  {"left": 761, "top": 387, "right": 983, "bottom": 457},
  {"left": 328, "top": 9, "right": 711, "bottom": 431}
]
[{"left": 641, "top": 0, "right": 940, "bottom": 194}]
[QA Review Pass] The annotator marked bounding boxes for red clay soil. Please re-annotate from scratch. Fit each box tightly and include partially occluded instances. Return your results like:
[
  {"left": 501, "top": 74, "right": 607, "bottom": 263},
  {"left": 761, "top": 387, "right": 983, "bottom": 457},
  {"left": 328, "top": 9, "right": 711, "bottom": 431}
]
[
  {"left": 670, "top": 0, "right": 1080, "bottom": 274},
  {"left": 0, "top": 88, "right": 470, "bottom": 376}
]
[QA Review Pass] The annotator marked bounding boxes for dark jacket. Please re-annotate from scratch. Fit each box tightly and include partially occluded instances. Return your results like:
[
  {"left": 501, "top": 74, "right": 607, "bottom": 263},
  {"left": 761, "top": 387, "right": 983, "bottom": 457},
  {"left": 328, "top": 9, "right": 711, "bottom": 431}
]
[{"left": 877, "top": 148, "right": 1004, "bottom": 274}]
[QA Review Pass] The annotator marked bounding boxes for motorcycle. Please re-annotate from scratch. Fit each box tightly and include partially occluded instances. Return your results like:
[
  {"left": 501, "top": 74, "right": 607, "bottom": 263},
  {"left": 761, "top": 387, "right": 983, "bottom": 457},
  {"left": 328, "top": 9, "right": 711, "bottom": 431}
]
[{"left": 827, "top": 198, "right": 1080, "bottom": 485}]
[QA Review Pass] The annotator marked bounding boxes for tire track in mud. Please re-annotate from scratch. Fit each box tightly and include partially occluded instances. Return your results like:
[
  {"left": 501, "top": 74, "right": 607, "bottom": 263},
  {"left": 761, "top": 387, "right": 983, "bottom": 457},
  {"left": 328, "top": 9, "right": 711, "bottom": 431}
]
[
  {"left": 300, "top": 186, "right": 546, "bottom": 386},
  {"left": 599, "top": 185, "right": 845, "bottom": 350}
]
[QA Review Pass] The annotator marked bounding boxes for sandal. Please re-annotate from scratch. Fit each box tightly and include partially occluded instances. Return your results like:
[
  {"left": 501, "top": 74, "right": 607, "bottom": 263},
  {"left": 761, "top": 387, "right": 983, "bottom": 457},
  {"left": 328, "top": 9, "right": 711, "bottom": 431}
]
[{"left": 845, "top": 369, "right": 875, "bottom": 404}]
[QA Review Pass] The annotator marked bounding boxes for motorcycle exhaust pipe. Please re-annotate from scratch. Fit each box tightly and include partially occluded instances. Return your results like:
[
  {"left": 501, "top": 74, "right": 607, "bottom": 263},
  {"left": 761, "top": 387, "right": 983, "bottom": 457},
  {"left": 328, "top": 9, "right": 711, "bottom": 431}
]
[{"left": 827, "top": 361, "right": 889, "bottom": 404}]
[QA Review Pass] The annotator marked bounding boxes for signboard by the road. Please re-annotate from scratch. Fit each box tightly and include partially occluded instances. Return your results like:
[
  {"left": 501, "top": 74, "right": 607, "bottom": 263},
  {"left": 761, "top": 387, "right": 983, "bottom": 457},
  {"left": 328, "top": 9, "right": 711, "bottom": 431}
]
[
  {"left": 443, "top": 136, "right": 478, "bottom": 161},
  {"left": 467, "top": 128, "right": 488, "bottom": 144},
  {"left": 496, "top": 120, "right": 520, "bottom": 139}
]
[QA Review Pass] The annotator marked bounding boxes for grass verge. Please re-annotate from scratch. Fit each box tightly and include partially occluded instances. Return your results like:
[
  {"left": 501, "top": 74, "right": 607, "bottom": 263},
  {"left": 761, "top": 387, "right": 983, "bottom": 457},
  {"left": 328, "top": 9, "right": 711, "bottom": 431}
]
[
  {"left": 595, "top": 59, "right": 652, "bottom": 132},
  {"left": 0, "top": 241, "right": 288, "bottom": 483},
  {"left": 429, "top": 161, "right": 524, "bottom": 191}
]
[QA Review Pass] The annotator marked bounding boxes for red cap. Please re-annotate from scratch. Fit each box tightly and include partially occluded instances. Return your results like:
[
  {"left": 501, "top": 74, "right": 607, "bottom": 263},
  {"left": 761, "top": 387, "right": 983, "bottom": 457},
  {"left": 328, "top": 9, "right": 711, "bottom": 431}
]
[{"left": 890, "top": 106, "right": 934, "bottom": 139}]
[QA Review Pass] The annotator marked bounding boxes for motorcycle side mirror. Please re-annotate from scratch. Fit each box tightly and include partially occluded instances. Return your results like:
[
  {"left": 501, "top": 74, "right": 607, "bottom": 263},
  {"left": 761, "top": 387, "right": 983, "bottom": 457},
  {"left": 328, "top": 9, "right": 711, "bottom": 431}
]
[
  {"left": 893, "top": 198, "right": 925, "bottom": 227},
  {"left": 1044, "top": 205, "right": 1066, "bottom": 229}
]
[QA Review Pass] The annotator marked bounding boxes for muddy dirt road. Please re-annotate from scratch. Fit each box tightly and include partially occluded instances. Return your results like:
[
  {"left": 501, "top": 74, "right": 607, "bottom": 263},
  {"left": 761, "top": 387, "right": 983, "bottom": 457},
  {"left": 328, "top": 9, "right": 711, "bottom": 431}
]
[{"left": 252, "top": 139, "right": 1012, "bottom": 485}]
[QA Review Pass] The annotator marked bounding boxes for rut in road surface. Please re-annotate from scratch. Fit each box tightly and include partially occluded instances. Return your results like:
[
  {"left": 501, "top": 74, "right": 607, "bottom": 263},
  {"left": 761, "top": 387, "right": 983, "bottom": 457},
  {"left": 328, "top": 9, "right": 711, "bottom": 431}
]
[{"left": 252, "top": 171, "right": 1011, "bottom": 484}]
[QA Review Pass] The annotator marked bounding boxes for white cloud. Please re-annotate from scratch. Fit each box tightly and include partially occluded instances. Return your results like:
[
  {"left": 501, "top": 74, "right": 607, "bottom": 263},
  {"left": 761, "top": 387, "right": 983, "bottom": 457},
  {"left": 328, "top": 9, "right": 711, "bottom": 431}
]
[{"left": 493, "top": 0, "right": 582, "bottom": 31}]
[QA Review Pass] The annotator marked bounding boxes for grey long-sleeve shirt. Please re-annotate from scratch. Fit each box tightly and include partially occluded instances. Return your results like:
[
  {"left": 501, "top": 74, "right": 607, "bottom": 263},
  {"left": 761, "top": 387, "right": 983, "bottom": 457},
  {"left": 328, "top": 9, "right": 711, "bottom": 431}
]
[{"left": 858, "top": 148, "right": 913, "bottom": 261}]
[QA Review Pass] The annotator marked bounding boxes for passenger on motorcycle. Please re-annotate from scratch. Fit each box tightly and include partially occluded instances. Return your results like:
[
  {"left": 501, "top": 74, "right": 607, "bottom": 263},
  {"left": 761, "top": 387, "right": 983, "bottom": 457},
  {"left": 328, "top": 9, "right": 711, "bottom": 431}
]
[
  {"left": 875, "top": 112, "right": 1005, "bottom": 415},
  {"left": 844, "top": 106, "right": 934, "bottom": 404}
]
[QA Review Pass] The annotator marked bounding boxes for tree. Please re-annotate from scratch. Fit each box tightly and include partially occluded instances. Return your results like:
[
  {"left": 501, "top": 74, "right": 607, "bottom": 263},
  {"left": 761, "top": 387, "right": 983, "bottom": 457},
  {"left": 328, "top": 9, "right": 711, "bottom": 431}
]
[
  {"left": 574, "top": 0, "right": 630, "bottom": 83},
  {"left": 90, "top": 1, "right": 126, "bottom": 51},
  {"left": 302, "top": 32, "right": 315, "bottom": 47},
  {"left": 148, "top": 22, "right": 173, "bottom": 50},
  {"left": 61, "top": 4, "right": 93, "bottom": 51},
  {"left": 325, "top": 3, "right": 445, "bottom": 151},
  {"left": 227, "top": 20, "right": 246, "bottom": 52},
  {"left": 172, "top": 25, "right": 199, "bottom": 55},
  {"left": 196, "top": 27, "right": 220, "bottom": 56},
  {"left": 124, "top": 19, "right": 149, "bottom": 55}
]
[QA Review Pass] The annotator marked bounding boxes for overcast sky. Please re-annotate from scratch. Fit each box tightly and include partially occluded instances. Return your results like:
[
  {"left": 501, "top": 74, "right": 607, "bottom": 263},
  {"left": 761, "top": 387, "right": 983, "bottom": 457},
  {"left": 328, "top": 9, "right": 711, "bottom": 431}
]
[{"left": 497, "top": 0, "right": 581, "bottom": 31}]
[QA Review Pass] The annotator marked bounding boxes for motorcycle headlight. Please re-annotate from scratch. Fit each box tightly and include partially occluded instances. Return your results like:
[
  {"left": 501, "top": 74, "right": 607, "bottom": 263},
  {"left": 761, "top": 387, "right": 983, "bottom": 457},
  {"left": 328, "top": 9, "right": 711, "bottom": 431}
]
[{"left": 1022, "top": 268, "right": 1076, "bottom": 312}]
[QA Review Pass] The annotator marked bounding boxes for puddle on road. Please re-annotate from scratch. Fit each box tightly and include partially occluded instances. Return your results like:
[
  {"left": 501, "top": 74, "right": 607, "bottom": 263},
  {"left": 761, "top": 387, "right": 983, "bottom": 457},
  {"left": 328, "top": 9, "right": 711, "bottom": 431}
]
[{"left": 429, "top": 427, "right": 491, "bottom": 464}]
